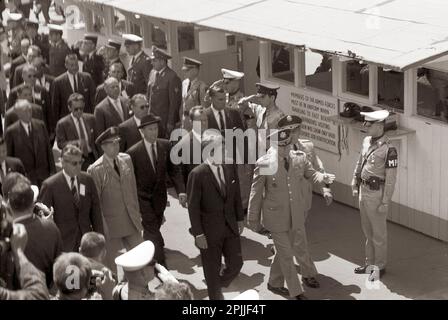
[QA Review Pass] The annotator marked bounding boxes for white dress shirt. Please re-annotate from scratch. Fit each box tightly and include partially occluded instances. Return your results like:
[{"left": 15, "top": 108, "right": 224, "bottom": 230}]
[
  {"left": 71, "top": 114, "right": 92, "bottom": 152},
  {"left": 62, "top": 169, "right": 78, "bottom": 192},
  {"left": 20, "top": 121, "right": 31, "bottom": 136},
  {"left": 143, "top": 139, "right": 158, "bottom": 170},
  {"left": 108, "top": 97, "right": 124, "bottom": 120},
  {"left": 67, "top": 71, "right": 78, "bottom": 92},
  {"left": 210, "top": 105, "right": 226, "bottom": 131},
  {"left": 206, "top": 159, "right": 226, "bottom": 187}
]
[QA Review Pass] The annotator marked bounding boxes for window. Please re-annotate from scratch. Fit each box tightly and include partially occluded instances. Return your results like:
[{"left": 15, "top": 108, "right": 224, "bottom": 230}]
[
  {"left": 112, "top": 9, "right": 126, "bottom": 36},
  {"left": 93, "top": 14, "right": 106, "bottom": 34},
  {"left": 416, "top": 68, "right": 448, "bottom": 121},
  {"left": 343, "top": 60, "right": 369, "bottom": 97},
  {"left": 377, "top": 67, "right": 404, "bottom": 111},
  {"left": 305, "top": 51, "right": 332, "bottom": 92},
  {"left": 177, "top": 26, "right": 195, "bottom": 52},
  {"left": 130, "top": 21, "right": 141, "bottom": 37},
  {"left": 271, "top": 43, "right": 294, "bottom": 83},
  {"left": 152, "top": 25, "right": 167, "bottom": 50}
]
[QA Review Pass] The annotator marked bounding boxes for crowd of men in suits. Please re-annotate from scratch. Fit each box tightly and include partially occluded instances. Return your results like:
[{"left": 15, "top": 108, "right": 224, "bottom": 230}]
[{"left": 0, "top": 7, "right": 398, "bottom": 301}]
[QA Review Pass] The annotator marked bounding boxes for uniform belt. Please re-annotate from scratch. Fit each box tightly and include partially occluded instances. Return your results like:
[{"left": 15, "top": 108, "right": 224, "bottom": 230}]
[{"left": 361, "top": 178, "right": 385, "bottom": 185}]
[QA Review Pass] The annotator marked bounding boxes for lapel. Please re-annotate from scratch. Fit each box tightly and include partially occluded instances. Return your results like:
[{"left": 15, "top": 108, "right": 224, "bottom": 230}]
[
  {"left": 206, "top": 164, "right": 226, "bottom": 199},
  {"left": 224, "top": 109, "right": 232, "bottom": 129},
  {"left": 107, "top": 98, "right": 124, "bottom": 122},
  {"left": 154, "top": 140, "right": 164, "bottom": 175},
  {"left": 141, "top": 142, "right": 156, "bottom": 177},
  {"left": 19, "top": 122, "right": 34, "bottom": 152},
  {"left": 68, "top": 116, "right": 80, "bottom": 139},
  {"left": 64, "top": 74, "right": 74, "bottom": 94},
  {"left": 103, "top": 156, "right": 121, "bottom": 181},
  {"left": 30, "top": 121, "right": 39, "bottom": 152},
  {"left": 207, "top": 108, "right": 219, "bottom": 131}
]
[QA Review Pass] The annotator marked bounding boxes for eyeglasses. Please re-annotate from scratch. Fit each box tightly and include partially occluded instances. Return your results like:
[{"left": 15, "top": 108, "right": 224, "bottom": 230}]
[
  {"left": 63, "top": 158, "right": 84, "bottom": 166},
  {"left": 137, "top": 104, "right": 150, "bottom": 110}
]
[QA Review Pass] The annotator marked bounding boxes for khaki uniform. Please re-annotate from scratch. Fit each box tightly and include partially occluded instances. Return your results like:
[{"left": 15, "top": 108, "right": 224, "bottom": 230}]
[
  {"left": 351, "top": 135, "right": 398, "bottom": 270},
  {"left": 248, "top": 147, "right": 326, "bottom": 296},
  {"left": 180, "top": 78, "right": 208, "bottom": 131}
]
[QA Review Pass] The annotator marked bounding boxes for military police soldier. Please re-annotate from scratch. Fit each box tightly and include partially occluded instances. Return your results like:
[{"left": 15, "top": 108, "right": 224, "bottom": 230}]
[
  {"left": 7, "top": 12, "right": 25, "bottom": 60},
  {"left": 48, "top": 24, "right": 71, "bottom": 77},
  {"left": 81, "top": 34, "right": 106, "bottom": 87},
  {"left": 352, "top": 109, "right": 398, "bottom": 281},
  {"left": 147, "top": 46, "right": 182, "bottom": 139},
  {"left": 180, "top": 57, "right": 207, "bottom": 131},
  {"left": 247, "top": 127, "right": 335, "bottom": 299},
  {"left": 123, "top": 34, "right": 152, "bottom": 95}
]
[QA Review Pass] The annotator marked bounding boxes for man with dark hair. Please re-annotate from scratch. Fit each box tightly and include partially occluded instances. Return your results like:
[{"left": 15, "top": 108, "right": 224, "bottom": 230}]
[
  {"left": 5, "top": 173, "right": 63, "bottom": 289},
  {"left": 4, "top": 90, "right": 45, "bottom": 131},
  {"left": 4, "top": 99, "right": 55, "bottom": 187},
  {"left": 95, "top": 62, "right": 135, "bottom": 105},
  {"left": 187, "top": 131, "right": 244, "bottom": 300},
  {"left": 48, "top": 24, "right": 71, "bottom": 77},
  {"left": 88, "top": 127, "right": 143, "bottom": 272},
  {"left": 51, "top": 53, "right": 96, "bottom": 134},
  {"left": 123, "top": 34, "right": 152, "bottom": 95},
  {"left": 81, "top": 34, "right": 106, "bottom": 87},
  {"left": 127, "top": 114, "right": 186, "bottom": 267},
  {"left": 94, "top": 77, "right": 130, "bottom": 136},
  {"left": 147, "top": 46, "right": 182, "bottom": 139},
  {"left": 39, "top": 143, "right": 103, "bottom": 252},
  {"left": 23, "top": 19, "right": 50, "bottom": 63},
  {"left": 9, "top": 38, "right": 30, "bottom": 88},
  {"left": 0, "top": 138, "right": 25, "bottom": 195},
  {"left": 56, "top": 93, "right": 97, "bottom": 170},
  {"left": 104, "top": 39, "right": 126, "bottom": 80},
  {"left": 118, "top": 94, "right": 149, "bottom": 152},
  {"left": 13, "top": 44, "right": 42, "bottom": 88}
]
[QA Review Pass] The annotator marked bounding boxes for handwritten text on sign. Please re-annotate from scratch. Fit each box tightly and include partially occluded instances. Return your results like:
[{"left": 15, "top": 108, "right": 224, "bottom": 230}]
[{"left": 290, "top": 89, "right": 339, "bottom": 154}]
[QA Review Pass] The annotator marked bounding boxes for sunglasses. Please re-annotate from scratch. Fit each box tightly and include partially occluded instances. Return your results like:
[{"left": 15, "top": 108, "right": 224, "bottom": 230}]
[
  {"left": 63, "top": 158, "right": 84, "bottom": 166},
  {"left": 137, "top": 104, "right": 150, "bottom": 110}
]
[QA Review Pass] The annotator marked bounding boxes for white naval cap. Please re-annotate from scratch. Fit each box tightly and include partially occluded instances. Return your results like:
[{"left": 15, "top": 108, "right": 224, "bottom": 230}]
[
  {"left": 48, "top": 24, "right": 64, "bottom": 32},
  {"left": 122, "top": 34, "right": 143, "bottom": 44},
  {"left": 8, "top": 12, "right": 23, "bottom": 22},
  {"left": 115, "top": 241, "right": 155, "bottom": 272},
  {"left": 360, "top": 109, "right": 390, "bottom": 122},
  {"left": 221, "top": 68, "right": 244, "bottom": 80},
  {"left": 31, "top": 185, "right": 39, "bottom": 202},
  {"left": 232, "top": 289, "right": 260, "bottom": 300}
]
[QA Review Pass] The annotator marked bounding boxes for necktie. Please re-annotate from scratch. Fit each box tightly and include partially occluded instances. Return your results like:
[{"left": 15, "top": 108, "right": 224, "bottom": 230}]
[
  {"left": 113, "top": 99, "right": 124, "bottom": 121},
  {"left": 130, "top": 56, "right": 135, "bottom": 66},
  {"left": 77, "top": 118, "right": 89, "bottom": 156},
  {"left": 151, "top": 144, "right": 157, "bottom": 172},
  {"left": 284, "top": 157, "right": 289, "bottom": 172},
  {"left": 155, "top": 72, "right": 161, "bottom": 84},
  {"left": 218, "top": 111, "right": 225, "bottom": 131},
  {"left": 114, "top": 159, "right": 120, "bottom": 176},
  {"left": 187, "top": 80, "right": 191, "bottom": 92},
  {"left": 70, "top": 177, "right": 79, "bottom": 204},
  {"left": 217, "top": 165, "right": 226, "bottom": 197},
  {"left": 73, "top": 74, "right": 78, "bottom": 93},
  {"left": 28, "top": 123, "right": 32, "bottom": 137}
]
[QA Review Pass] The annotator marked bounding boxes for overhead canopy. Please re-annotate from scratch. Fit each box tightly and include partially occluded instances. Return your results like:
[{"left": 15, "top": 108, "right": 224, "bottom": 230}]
[{"left": 80, "top": 0, "right": 448, "bottom": 70}]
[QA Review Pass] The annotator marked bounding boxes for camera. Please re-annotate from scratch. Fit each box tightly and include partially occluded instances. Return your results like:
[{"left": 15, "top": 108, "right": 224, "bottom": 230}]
[{"left": 88, "top": 270, "right": 105, "bottom": 294}]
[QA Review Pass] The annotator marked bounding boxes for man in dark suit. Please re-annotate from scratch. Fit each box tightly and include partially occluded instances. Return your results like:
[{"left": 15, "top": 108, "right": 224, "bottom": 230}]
[
  {"left": 187, "top": 132, "right": 244, "bottom": 300},
  {"left": 81, "top": 34, "right": 106, "bottom": 87},
  {"left": 39, "top": 143, "right": 104, "bottom": 252},
  {"left": 48, "top": 24, "right": 71, "bottom": 77},
  {"left": 171, "top": 106, "right": 208, "bottom": 185},
  {"left": 0, "top": 138, "right": 26, "bottom": 195},
  {"left": 4, "top": 89, "right": 45, "bottom": 132},
  {"left": 51, "top": 53, "right": 96, "bottom": 137},
  {"left": 147, "top": 47, "right": 182, "bottom": 139},
  {"left": 56, "top": 93, "right": 98, "bottom": 170},
  {"left": 4, "top": 100, "right": 55, "bottom": 187},
  {"left": 13, "top": 44, "right": 42, "bottom": 88},
  {"left": 9, "top": 38, "right": 29, "bottom": 89},
  {"left": 123, "top": 34, "right": 152, "bottom": 95},
  {"left": 94, "top": 62, "right": 135, "bottom": 105},
  {"left": 24, "top": 19, "right": 50, "bottom": 63},
  {"left": 118, "top": 94, "right": 148, "bottom": 152},
  {"left": 127, "top": 114, "right": 187, "bottom": 266},
  {"left": 104, "top": 39, "right": 126, "bottom": 80},
  {"left": 94, "top": 77, "right": 130, "bottom": 137}
]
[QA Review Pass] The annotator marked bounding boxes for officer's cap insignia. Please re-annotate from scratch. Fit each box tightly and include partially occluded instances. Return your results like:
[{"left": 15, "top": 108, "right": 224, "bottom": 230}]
[
  {"left": 287, "top": 115, "right": 292, "bottom": 122},
  {"left": 280, "top": 131, "right": 287, "bottom": 139}
]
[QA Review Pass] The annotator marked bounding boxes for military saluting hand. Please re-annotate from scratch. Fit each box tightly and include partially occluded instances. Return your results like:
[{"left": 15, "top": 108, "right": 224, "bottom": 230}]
[{"left": 322, "top": 173, "right": 336, "bottom": 185}]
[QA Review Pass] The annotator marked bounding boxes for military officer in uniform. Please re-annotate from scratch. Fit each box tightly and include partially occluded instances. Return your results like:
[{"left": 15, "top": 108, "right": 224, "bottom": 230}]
[
  {"left": 104, "top": 39, "right": 126, "bottom": 80},
  {"left": 7, "top": 13, "right": 25, "bottom": 61},
  {"left": 247, "top": 127, "right": 335, "bottom": 299},
  {"left": 81, "top": 34, "right": 106, "bottom": 87},
  {"left": 278, "top": 115, "right": 333, "bottom": 219},
  {"left": 147, "top": 46, "right": 182, "bottom": 139},
  {"left": 352, "top": 109, "right": 398, "bottom": 281},
  {"left": 123, "top": 34, "right": 152, "bottom": 95},
  {"left": 48, "top": 24, "right": 71, "bottom": 77},
  {"left": 180, "top": 57, "right": 207, "bottom": 131}
]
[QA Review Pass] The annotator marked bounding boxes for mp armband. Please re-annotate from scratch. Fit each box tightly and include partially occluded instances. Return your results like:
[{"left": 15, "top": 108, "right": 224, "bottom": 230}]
[{"left": 385, "top": 147, "right": 398, "bottom": 168}]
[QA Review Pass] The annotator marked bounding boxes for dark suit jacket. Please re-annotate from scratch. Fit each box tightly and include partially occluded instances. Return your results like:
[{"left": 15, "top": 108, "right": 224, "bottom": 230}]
[
  {"left": 4, "top": 119, "right": 55, "bottom": 186},
  {"left": 147, "top": 67, "right": 182, "bottom": 138},
  {"left": 0, "top": 157, "right": 26, "bottom": 194},
  {"left": 171, "top": 131, "right": 203, "bottom": 185},
  {"left": 127, "top": 139, "right": 185, "bottom": 228},
  {"left": 118, "top": 117, "right": 141, "bottom": 152},
  {"left": 55, "top": 113, "right": 98, "bottom": 157},
  {"left": 187, "top": 163, "right": 243, "bottom": 240},
  {"left": 94, "top": 96, "right": 130, "bottom": 137},
  {"left": 51, "top": 72, "right": 96, "bottom": 134},
  {"left": 104, "top": 58, "right": 126, "bottom": 80},
  {"left": 49, "top": 40, "right": 71, "bottom": 77},
  {"left": 94, "top": 80, "right": 135, "bottom": 106},
  {"left": 39, "top": 171, "right": 104, "bottom": 252},
  {"left": 83, "top": 50, "right": 106, "bottom": 87},
  {"left": 9, "top": 55, "right": 26, "bottom": 87},
  {"left": 4, "top": 103, "right": 44, "bottom": 131},
  {"left": 128, "top": 51, "right": 152, "bottom": 95}
]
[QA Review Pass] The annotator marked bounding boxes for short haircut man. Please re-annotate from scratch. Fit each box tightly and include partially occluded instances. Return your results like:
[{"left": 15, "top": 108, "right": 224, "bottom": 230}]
[
  {"left": 67, "top": 93, "right": 85, "bottom": 108},
  {"left": 79, "top": 232, "right": 106, "bottom": 260}
]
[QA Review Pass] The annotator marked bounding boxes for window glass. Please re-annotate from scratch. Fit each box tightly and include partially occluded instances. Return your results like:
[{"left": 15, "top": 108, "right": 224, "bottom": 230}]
[
  {"left": 177, "top": 26, "right": 195, "bottom": 52},
  {"left": 130, "top": 21, "right": 141, "bottom": 37},
  {"left": 112, "top": 9, "right": 125, "bottom": 36},
  {"left": 93, "top": 14, "right": 106, "bottom": 34},
  {"left": 344, "top": 61, "right": 369, "bottom": 97},
  {"left": 377, "top": 67, "right": 404, "bottom": 111},
  {"left": 271, "top": 43, "right": 294, "bottom": 83},
  {"left": 305, "top": 51, "right": 332, "bottom": 92},
  {"left": 152, "top": 25, "right": 167, "bottom": 50},
  {"left": 417, "top": 68, "right": 448, "bottom": 121}
]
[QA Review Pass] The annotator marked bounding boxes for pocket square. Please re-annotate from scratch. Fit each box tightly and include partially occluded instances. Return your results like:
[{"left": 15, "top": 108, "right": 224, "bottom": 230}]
[{"left": 231, "top": 179, "right": 236, "bottom": 184}]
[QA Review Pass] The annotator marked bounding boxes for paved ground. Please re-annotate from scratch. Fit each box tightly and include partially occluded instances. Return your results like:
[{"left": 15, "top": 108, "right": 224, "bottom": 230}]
[{"left": 162, "top": 190, "right": 448, "bottom": 300}]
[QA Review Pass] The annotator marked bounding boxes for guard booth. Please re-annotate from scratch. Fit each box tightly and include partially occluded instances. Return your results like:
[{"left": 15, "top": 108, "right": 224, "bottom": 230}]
[{"left": 69, "top": 0, "right": 448, "bottom": 242}]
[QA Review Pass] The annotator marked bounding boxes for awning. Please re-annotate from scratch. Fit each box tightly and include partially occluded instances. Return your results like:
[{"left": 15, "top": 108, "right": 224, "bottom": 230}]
[{"left": 79, "top": 0, "right": 448, "bottom": 70}]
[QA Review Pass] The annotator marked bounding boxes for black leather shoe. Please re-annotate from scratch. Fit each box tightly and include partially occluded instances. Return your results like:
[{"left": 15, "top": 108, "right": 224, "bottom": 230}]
[
  {"left": 354, "top": 265, "right": 369, "bottom": 274},
  {"left": 303, "top": 277, "right": 320, "bottom": 288},
  {"left": 295, "top": 294, "right": 308, "bottom": 300},
  {"left": 368, "top": 269, "right": 386, "bottom": 281},
  {"left": 267, "top": 284, "right": 289, "bottom": 296}
]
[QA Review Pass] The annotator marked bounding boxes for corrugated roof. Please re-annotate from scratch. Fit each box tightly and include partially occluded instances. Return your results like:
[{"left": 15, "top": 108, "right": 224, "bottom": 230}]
[{"left": 79, "top": 0, "right": 448, "bottom": 70}]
